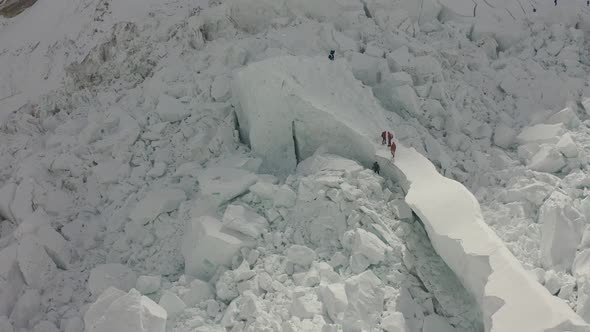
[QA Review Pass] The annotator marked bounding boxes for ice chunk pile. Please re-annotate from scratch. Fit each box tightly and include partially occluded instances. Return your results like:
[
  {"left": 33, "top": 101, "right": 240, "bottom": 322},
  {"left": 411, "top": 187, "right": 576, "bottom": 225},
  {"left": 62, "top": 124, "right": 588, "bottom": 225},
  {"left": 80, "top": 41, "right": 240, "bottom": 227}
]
[
  {"left": 515, "top": 118, "right": 582, "bottom": 174},
  {"left": 196, "top": 167, "right": 258, "bottom": 207},
  {"left": 539, "top": 191, "right": 583, "bottom": 271},
  {"left": 88, "top": 263, "right": 138, "bottom": 297},
  {"left": 383, "top": 146, "right": 590, "bottom": 331},
  {"left": 128, "top": 188, "right": 186, "bottom": 225},
  {"left": 155, "top": 94, "right": 191, "bottom": 122},
  {"left": 222, "top": 204, "right": 268, "bottom": 239},
  {"left": 182, "top": 215, "right": 255, "bottom": 280},
  {"left": 84, "top": 287, "right": 167, "bottom": 332},
  {"left": 162, "top": 154, "right": 480, "bottom": 331}
]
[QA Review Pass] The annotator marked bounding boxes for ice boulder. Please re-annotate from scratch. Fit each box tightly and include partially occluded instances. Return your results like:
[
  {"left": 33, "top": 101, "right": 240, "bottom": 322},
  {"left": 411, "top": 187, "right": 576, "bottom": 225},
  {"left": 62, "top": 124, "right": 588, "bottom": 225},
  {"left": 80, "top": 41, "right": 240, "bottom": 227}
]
[
  {"left": 221, "top": 204, "right": 268, "bottom": 239},
  {"left": 10, "top": 289, "right": 40, "bottom": 329},
  {"left": 463, "top": 2, "right": 527, "bottom": 50},
  {"left": 274, "top": 185, "right": 297, "bottom": 208},
  {"left": 350, "top": 228, "right": 388, "bottom": 265},
  {"left": 155, "top": 94, "right": 190, "bottom": 122},
  {"left": 229, "top": 0, "right": 289, "bottom": 34},
  {"left": 286, "top": 245, "right": 317, "bottom": 267},
  {"left": 182, "top": 279, "right": 214, "bottom": 306},
  {"left": 33, "top": 321, "right": 60, "bottom": 332},
  {"left": 406, "top": 55, "right": 443, "bottom": 85},
  {"left": 348, "top": 53, "right": 388, "bottom": 86},
  {"left": 387, "top": 46, "right": 412, "bottom": 72},
  {"left": 528, "top": 146, "right": 566, "bottom": 173},
  {"left": 546, "top": 107, "right": 580, "bottom": 129},
  {"left": 319, "top": 283, "right": 348, "bottom": 322},
  {"left": 578, "top": 279, "right": 590, "bottom": 322},
  {"left": 516, "top": 123, "right": 565, "bottom": 145},
  {"left": 0, "top": 244, "right": 24, "bottom": 317},
  {"left": 92, "top": 160, "right": 130, "bottom": 184},
  {"left": 232, "top": 56, "right": 387, "bottom": 176},
  {"left": 373, "top": 84, "right": 420, "bottom": 117},
  {"left": 211, "top": 75, "right": 231, "bottom": 102},
  {"left": 0, "top": 316, "right": 13, "bottom": 332},
  {"left": 182, "top": 216, "right": 252, "bottom": 279},
  {"left": 539, "top": 191, "right": 583, "bottom": 271},
  {"left": 128, "top": 188, "right": 186, "bottom": 225},
  {"left": 493, "top": 125, "right": 516, "bottom": 149},
  {"left": 84, "top": 288, "right": 167, "bottom": 332},
  {"left": 556, "top": 133, "right": 578, "bottom": 158},
  {"left": 290, "top": 292, "right": 323, "bottom": 319},
  {"left": 583, "top": 97, "right": 590, "bottom": 116},
  {"left": 0, "top": 182, "right": 16, "bottom": 222},
  {"left": 391, "top": 200, "right": 412, "bottom": 220},
  {"left": 197, "top": 167, "right": 257, "bottom": 207},
  {"left": 343, "top": 271, "right": 383, "bottom": 330},
  {"left": 17, "top": 235, "right": 57, "bottom": 289},
  {"left": 158, "top": 291, "right": 186, "bottom": 317},
  {"left": 11, "top": 178, "right": 35, "bottom": 223},
  {"left": 88, "top": 264, "right": 138, "bottom": 296},
  {"left": 397, "top": 0, "right": 441, "bottom": 25},
  {"left": 387, "top": 72, "right": 413, "bottom": 87},
  {"left": 422, "top": 314, "right": 455, "bottom": 332},
  {"left": 136, "top": 276, "right": 161, "bottom": 295},
  {"left": 581, "top": 225, "right": 590, "bottom": 249},
  {"left": 61, "top": 316, "right": 84, "bottom": 332},
  {"left": 381, "top": 312, "right": 407, "bottom": 332},
  {"left": 14, "top": 209, "right": 71, "bottom": 269},
  {"left": 573, "top": 249, "right": 590, "bottom": 280}
]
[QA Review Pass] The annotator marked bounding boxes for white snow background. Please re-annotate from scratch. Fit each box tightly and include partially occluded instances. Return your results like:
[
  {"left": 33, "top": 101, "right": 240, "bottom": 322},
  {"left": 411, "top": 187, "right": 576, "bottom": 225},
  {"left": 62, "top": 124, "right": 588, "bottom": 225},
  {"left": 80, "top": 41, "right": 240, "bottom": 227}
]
[{"left": 2, "top": 0, "right": 590, "bottom": 331}]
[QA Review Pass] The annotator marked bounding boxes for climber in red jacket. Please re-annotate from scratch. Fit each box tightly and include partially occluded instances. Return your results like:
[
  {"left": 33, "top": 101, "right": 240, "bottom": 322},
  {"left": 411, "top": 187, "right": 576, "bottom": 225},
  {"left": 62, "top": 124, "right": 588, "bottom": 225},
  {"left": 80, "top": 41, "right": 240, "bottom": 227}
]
[
  {"left": 381, "top": 131, "right": 387, "bottom": 145},
  {"left": 390, "top": 140, "right": 397, "bottom": 159}
]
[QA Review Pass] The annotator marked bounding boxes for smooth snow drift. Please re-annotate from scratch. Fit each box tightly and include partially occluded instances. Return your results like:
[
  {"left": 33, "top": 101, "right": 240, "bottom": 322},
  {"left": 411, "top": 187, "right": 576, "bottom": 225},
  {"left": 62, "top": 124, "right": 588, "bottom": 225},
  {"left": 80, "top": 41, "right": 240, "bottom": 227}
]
[{"left": 232, "top": 55, "right": 590, "bottom": 331}]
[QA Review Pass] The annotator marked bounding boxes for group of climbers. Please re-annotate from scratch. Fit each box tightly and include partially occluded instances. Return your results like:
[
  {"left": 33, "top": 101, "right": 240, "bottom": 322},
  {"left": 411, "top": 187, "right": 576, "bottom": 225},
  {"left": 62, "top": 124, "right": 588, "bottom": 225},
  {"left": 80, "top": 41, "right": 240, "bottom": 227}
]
[
  {"left": 381, "top": 131, "right": 396, "bottom": 158},
  {"left": 372, "top": 130, "right": 396, "bottom": 174},
  {"left": 326, "top": 50, "right": 395, "bottom": 174}
]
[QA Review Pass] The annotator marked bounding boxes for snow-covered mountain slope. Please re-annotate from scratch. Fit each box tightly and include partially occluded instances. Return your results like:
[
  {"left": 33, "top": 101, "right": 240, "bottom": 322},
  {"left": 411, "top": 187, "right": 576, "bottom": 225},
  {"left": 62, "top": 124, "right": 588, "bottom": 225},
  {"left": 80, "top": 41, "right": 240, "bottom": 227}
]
[
  {"left": 234, "top": 53, "right": 590, "bottom": 331},
  {"left": 2, "top": 0, "right": 590, "bottom": 331}
]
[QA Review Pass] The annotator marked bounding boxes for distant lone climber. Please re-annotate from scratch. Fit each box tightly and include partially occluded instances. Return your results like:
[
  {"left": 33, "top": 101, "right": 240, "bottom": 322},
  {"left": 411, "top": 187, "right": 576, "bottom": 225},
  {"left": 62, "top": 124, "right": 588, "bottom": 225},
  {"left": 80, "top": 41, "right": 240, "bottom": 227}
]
[
  {"left": 372, "top": 161, "right": 380, "bottom": 174},
  {"left": 554, "top": 0, "right": 557, "bottom": 6},
  {"left": 328, "top": 50, "right": 335, "bottom": 61},
  {"left": 381, "top": 131, "right": 387, "bottom": 145},
  {"left": 587, "top": 0, "right": 589, "bottom": 6},
  {"left": 387, "top": 131, "right": 393, "bottom": 147},
  {"left": 390, "top": 140, "right": 397, "bottom": 159}
]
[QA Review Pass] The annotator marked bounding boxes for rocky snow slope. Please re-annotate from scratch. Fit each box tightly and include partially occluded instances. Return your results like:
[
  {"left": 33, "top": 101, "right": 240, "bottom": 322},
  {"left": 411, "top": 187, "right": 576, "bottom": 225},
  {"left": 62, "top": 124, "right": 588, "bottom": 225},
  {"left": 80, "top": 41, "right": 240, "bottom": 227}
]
[{"left": 1, "top": 0, "right": 590, "bottom": 331}]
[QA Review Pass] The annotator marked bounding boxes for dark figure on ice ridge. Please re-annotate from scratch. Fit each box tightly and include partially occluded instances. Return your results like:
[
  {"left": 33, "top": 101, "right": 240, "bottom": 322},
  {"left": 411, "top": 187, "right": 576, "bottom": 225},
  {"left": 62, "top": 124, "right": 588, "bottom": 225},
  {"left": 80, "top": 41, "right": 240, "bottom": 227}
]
[
  {"left": 372, "top": 162, "right": 380, "bottom": 174},
  {"left": 328, "top": 50, "right": 335, "bottom": 61},
  {"left": 381, "top": 131, "right": 387, "bottom": 145}
]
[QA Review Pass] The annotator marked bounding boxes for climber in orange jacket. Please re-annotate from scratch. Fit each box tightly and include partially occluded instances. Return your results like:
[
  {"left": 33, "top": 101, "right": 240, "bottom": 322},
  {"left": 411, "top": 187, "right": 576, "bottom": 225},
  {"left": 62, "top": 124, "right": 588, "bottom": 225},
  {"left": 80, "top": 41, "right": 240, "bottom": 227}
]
[{"left": 390, "top": 140, "right": 397, "bottom": 159}]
